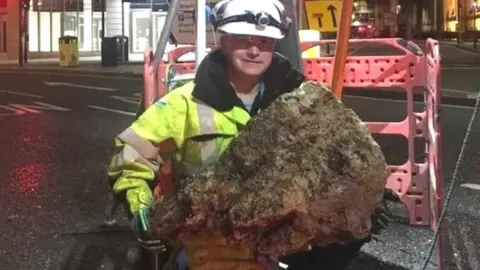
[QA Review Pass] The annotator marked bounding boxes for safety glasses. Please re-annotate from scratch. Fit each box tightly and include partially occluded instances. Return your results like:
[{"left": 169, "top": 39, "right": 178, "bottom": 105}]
[{"left": 225, "top": 34, "right": 277, "bottom": 51}]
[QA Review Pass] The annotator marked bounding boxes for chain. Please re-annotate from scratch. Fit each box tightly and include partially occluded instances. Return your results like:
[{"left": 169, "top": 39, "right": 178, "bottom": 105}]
[{"left": 419, "top": 90, "right": 480, "bottom": 270}]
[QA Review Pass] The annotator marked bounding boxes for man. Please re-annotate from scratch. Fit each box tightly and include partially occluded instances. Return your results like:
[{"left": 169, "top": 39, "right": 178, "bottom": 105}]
[
  {"left": 107, "top": 0, "right": 389, "bottom": 268},
  {"left": 108, "top": 0, "right": 302, "bottom": 268},
  {"left": 108, "top": 0, "right": 301, "bottom": 214}
]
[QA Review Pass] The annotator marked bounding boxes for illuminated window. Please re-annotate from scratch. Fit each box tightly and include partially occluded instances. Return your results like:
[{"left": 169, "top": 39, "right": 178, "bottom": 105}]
[
  {"left": 28, "top": 0, "right": 96, "bottom": 52},
  {"left": 26, "top": 0, "right": 168, "bottom": 53},
  {"left": 52, "top": 12, "right": 61, "bottom": 51},
  {"left": 92, "top": 12, "right": 102, "bottom": 51},
  {"left": 39, "top": 12, "right": 51, "bottom": 51},
  {"left": 29, "top": 11, "right": 38, "bottom": 51},
  {"left": 132, "top": 10, "right": 151, "bottom": 53}
]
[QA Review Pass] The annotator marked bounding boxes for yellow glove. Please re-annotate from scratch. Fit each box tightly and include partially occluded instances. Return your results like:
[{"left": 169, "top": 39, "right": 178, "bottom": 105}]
[
  {"left": 124, "top": 183, "right": 154, "bottom": 214},
  {"left": 109, "top": 158, "right": 156, "bottom": 214}
]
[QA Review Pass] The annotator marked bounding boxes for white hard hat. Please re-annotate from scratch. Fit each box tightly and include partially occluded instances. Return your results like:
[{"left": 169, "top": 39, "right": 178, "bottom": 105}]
[{"left": 211, "top": 0, "right": 291, "bottom": 39}]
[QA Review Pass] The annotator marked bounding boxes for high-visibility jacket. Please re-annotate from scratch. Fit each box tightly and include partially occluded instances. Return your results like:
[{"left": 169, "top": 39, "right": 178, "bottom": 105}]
[{"left": 107, "top": 49, "right": 304, "bottom": 214}]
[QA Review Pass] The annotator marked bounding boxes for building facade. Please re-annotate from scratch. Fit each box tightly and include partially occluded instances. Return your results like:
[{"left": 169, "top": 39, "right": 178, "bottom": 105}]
[
  {"left": 0, "top": 0, "right": 170, "bottom": 61},
  {"left": 444, "top": 0, "right": 480, "bottom": 32},
  {"left": 1, "top": 0, "right": 476, "bottom": 62}
]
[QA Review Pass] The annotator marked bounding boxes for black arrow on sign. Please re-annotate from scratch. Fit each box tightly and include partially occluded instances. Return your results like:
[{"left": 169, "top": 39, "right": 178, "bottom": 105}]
[
  {"left": 313, "top": 13, "right": 323, "bottom": 28},
  {"left": 327, "top": 4, "right": 337, "bottom": 28}
]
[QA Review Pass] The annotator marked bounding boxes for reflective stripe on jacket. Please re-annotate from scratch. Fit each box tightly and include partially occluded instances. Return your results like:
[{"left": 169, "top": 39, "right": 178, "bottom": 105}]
[
  {"left": 107, "top": 49, "right": 304, "bottom": 214},
  {"left": 107, "top": 82, "right": 251, "bottom": 213}
]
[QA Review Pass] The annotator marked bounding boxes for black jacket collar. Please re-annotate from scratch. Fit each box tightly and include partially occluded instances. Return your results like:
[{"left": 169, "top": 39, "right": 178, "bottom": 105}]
[{"left": 191, "top": 49, "right": 305, "bottom": 116}]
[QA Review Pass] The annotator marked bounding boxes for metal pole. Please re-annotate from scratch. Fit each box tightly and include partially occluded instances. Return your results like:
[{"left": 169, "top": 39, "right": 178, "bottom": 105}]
[
  {"left": 474, "top": 2, "right": 478, "bottom": 48},
  {"left": 297, "top": 0, "right": 303, "bottom": 29},
  {"left": 101, "top": 0, "right": 105, "bottom": 39},
  {"left": 276, "top": 0, "right": 303, "bottom": 72},
  {"left": 149, "top": 0, "right": 154, "bottom": 55},
  {"left": 18, "top": 0, "right": 25, "bottom": 66},
  {"left": 458, "top": 0, "right": 462, "bottom": 43},
  {"left": 153, "top": 0, "right": 181, "bottom": 62},
  {"left": 121, "top": 1, "right": 125, "bottom": 62},
  {"left": 330, "top": 0, "right": 353, "bottom": 99},
  {"left": 151, "top": 0, "right": 181, "bottom": 106},
  {"left": 464, "top": 0, "right": 467, "bottom": 41},
  {"left": 24, "top": 12, "right": 28, "bottom": 63},
  {"left": 433, "top": 0, "right": 437, "bottom": 33},
  {"left": 474, "top": 15, "right": 477, "bottom": 49},
  {"left": 77, "top": 0, "right": 80, "bottom": 38},
  {"left": 195, "top": 0, "right": 207, "bottom": 68}
]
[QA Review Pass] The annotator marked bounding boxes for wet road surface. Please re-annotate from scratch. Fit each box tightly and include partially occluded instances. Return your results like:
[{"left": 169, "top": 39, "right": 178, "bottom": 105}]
[
  {"left": 1, "top": 52, "right": 480, "bottom": 270},
  {"left": 345, "top": 95, "right": 480, "bottom": 270},
  {"left": 0, "top": 72, "right": 140, "bottom": 270}
]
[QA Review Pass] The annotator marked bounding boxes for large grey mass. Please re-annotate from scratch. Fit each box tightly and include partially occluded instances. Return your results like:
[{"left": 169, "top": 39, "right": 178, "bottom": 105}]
[{"left": 151, "top": 82, "right": 388, "bottom": 257}]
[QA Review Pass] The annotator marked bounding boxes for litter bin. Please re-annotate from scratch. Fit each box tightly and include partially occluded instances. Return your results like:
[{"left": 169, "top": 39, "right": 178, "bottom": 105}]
[
  {"left": 114, "top": 35, "right": 129, "bottom": 62},
  {"left": 58, "top": 36, "right": 79, "bottom": 67},
  {"left": 101, "top": 37, "right": 118, "bottom": 67}
]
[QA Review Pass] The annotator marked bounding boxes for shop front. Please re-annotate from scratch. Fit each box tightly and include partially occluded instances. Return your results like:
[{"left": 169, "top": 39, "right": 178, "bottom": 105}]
[
  {"left": 128, "top": 0, "right": 170, "bottom": 54},
  {"left": 444, "top": 0, "right": 480, "bottom": 32},
  {"left": 25, "top": 0, "right": 170, "bottom": 59}
]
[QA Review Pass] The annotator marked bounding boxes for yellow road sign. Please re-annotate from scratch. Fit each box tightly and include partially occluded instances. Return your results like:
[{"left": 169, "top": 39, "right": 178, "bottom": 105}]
[{"left": 304, "top": 0, "right": 342, "bottom": 32}]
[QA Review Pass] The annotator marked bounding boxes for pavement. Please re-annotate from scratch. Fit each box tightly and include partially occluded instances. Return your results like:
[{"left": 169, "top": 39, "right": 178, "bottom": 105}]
[
  {"left": 439, "top": 40, "right": 480, "bottom": 55},
  {"left": 1, "top": 41, "right": 480, "bottom": 269},
  {"left": 0, "top": 60, "right": 144, "bottom": 77},
  {"left": 426, "top": 40, "right": 480, "bottom": 101},
  {"left": 1, "top": 38, "right": 480, "bottom": 99}
]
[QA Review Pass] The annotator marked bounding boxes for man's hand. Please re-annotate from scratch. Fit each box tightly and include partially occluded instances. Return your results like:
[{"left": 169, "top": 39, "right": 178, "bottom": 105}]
[
  {"left": 370, "top": 188, "right": 399, "bottom": 235},
  {"left": 130, "top": 206, "right": 166, "bottom": 253},
  {"left": 370, "top": 203, "right": 394, "bottom": 235}
]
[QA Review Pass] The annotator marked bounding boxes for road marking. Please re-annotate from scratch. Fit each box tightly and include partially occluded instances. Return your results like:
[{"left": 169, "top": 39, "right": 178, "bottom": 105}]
[
  {"left": 345, "top": 94, "right": 475, "bottom": 110},
  {"left": 0, "top": 89, "right": 43, "bottom": 98},
  {"left": 442, "top": 88, "right": 479, "bottom": 99},
  {"left": 88, "top": 105, "right": 135, "bottom": 116},
  {"left": 460, "top": 183, "right": 480, "bottom": 191},
  {"left": 44, "top": 81, "right": 117, "bottom": 91},
  {"left": 111, "top": 95, "right": 141, "bottom": 104},
  {"left": 467, "top": 93, "right": 480, "bottom": 99},
  {"left": 443, "top": 88, "right": 471, "bottom": 93},
  {"left": 0, "top": 70, "right": 142, "bottom": 81},
  {"left": 444, "top": 44, "right": 480, "bottom": 56},
  {"left": 0, "top": 101, "right": 69, "bottom": 116},
  {"left": 0, "top": 105, "right": 26, "bottom": 116},
  {"left": 442, "top": 66, "right": 480, "bottom": 70},
  {"left": 9, "top": 101, "right": 70, "bottom": 113}
]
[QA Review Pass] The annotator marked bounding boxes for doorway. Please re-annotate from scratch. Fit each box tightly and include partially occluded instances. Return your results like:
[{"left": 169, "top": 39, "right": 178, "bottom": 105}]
[
  {"left": 132, "top": 10, "right": 151, "bottom": 53},
  {"left": 153, "top": 12, "right": 169, "bottom": 49}
]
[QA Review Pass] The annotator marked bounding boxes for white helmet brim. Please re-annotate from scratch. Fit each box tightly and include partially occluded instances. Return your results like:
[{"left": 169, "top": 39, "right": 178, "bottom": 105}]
[{"left": 218, "top": 22, "right": 284, "bottom": 39}]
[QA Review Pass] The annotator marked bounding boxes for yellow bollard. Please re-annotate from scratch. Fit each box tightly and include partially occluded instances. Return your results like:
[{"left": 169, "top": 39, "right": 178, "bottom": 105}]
[{"left": 58, "top": 36, "right": 79, "bottom": 67}]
